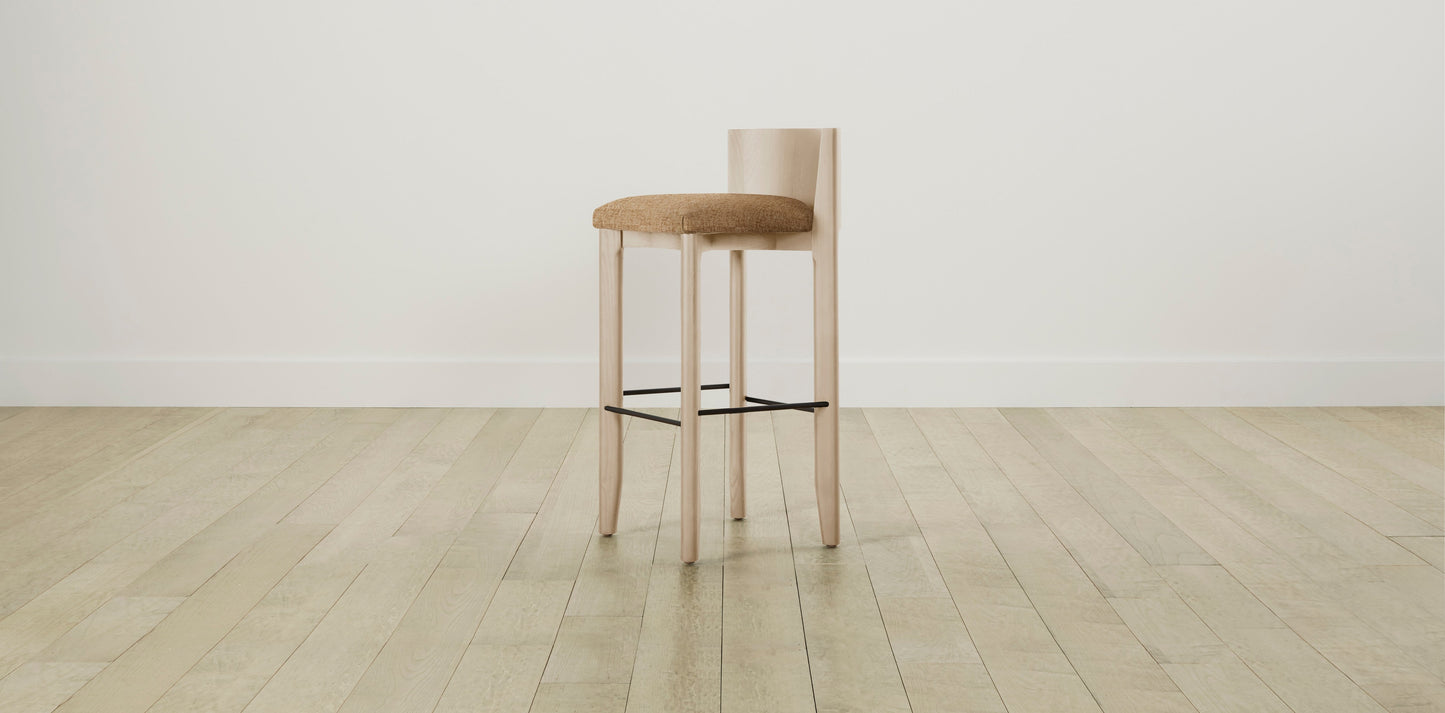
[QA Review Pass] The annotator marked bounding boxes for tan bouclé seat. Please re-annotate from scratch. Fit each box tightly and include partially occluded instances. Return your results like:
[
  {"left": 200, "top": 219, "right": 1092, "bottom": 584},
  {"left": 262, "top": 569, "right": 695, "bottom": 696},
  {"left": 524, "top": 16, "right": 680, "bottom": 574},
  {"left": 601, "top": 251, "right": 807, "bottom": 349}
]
[{"left": 592, "top": 193, "right": 813, "bottom": 234}]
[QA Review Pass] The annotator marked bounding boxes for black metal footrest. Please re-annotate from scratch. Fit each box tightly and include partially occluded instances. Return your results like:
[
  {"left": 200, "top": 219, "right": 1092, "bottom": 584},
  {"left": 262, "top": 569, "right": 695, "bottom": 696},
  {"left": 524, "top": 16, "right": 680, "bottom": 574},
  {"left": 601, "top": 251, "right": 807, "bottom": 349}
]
[
  {"left": 603, "top": 406, "right": 682, "bottom": 427},
  {"left": 623, "top": 383, "right": 730, "bottom": 396},
  {"left": 699, "top": 400, "right": 828, "bottom": 417},
  {"left": 606, "top": 382, "right": 829, "bottom": 427},
  {"left": 742, "top": 396, "right": 818, "bottom": 413}
]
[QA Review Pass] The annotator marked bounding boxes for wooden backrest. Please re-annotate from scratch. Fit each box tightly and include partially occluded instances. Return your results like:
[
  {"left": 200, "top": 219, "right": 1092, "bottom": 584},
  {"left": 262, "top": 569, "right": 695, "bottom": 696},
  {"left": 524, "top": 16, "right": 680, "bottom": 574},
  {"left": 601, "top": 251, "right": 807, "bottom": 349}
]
[{"left": 727, "top": 129, "right": 837, "bottom": 243}]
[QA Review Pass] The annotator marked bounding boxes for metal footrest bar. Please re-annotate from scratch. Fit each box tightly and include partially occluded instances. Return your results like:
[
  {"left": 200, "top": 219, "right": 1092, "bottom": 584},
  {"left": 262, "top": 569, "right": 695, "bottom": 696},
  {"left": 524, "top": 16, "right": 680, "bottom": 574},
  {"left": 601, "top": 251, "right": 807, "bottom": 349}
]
[
  {"left": 607, "top": 395, "right": 828, "bottom": 426},
  {"left": 623, "top": 383, "right": 729, "bottom": 396},
  {"left": 744, "top": 396, "right": 817, "bottom": 413},
  {"left": 699, "top": 401, "right": 829, "bottom": 417},
  {"left": 603, "top": 406, "right": 682, "bottom": 427}
]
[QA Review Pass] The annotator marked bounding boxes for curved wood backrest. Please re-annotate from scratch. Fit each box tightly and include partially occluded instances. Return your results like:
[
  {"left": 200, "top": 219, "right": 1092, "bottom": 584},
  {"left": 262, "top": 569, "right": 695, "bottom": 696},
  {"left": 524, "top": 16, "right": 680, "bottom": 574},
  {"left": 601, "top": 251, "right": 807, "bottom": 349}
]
[{"left": 727, "top": 128, "right": 837, "bottom": 246}]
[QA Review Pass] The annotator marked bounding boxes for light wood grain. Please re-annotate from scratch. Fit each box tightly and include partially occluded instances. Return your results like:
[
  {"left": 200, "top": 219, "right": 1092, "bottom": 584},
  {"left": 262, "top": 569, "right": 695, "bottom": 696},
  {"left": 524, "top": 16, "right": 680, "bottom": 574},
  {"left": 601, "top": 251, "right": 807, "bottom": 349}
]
[
  {"left": 722, "top": 413, "right": 814, "bottom": 713},
  {"left": 282, "top": 408, "right": 449, "bottom": 525},
  {"left": 1279, "top": 407, "right": 1443, "bottom": 496},
  {"left": 778, "top": 410, "right": 911, "bottom": 713},
  {"left": 1329, "top": 407, "right": 1445, "bottom": 469},
  {"left": 1160, "top": 659, "right": 1293, "bottom": 713},
  {"left": 431, "top": 408, "right": 617, "bottom": 712},
  {"left": 0, "top": 409, "right": 74, "bottom": 449},
  {"left": 567, "top": 413, "right": 666, "bottom": 616},
  {"left": 398, "top": 407, "right": 530, "bottom": 532},
  {"left": 0, "top": 408, "right": 253, "bottom": 592},
  {"left": 1002, "top": 408, "right": 1215, "bottom": 569},
  {"left": 337, "top": 513, "right": 532, "bottom": 713},
  {"left": 54, "top": 523, "right": 331, "bottom": 713},
  {"left": 123, "top": 414, "right": 395, "bottom": 598},
  {"left": 140, "top": 412, "right": 466, "bottom": 713},
  {"left": 35, "top": 595, "right": 183, "bottom": 663},
  {"left": 1060, "top": 408, "right": 1445, "bottom": 711},
  {"left": 1392, "top": 536, "right": 1444, "bottom": 570},
  {"left": 0, "top": 408, "right": 255, "bottom": 600},
  {"left": 0, "top": 409, "right": 161, "bottom": 502},
  {"left": 679, "top": 233, "right": 702, "bottom": 564},
  {"left": 542, "top": 616, "right": 640, "bottom": 684},
  {"left": 809, "top": 129, "right": 840, "bottom": 548},
  {"left": 533, "top": 683, "right": 630, "bottom": 713},
  {"left": 503, "top": 409, "right": 608, "bottom": 582},
  {"left": 294, "top": 409, "right": 492, "bottom": 566},
  {"left": 1367, "top": 407, "right": 1445, "bottom": 443},
  {"left": 965, "top": 409, "right": 1301, "bottom": 710},
  {"left": 145, "top": 556, "right": 367, "bottom": 713},
  {"left": 600, "top": 228, "right": 624, "bottom": 536},
  {"left": 1100, "top": 408, "right": 1445, "bottom": 688},
  {"left": 1158, "top": 565, "right": 1391, "bottom": 713},
  {"left": 626, "top": 415, "right": 724, "bottom": 712},
  {"left": 0, "top": 662, "right": 106, "bottom": 713},
  {"left": 908, "top": 408, "right": 1119, "bottom": 713},
  {"left": 727, "top": 127, "right": 842, "bottom": 544},
  {"left": 0, "top": 409, "right": 320, "bottom": 679},
  {"left": 240, "top": 533, "right": 454, "bottom": 713},
  {"left": 433, "top": 579, "right": 572, "bottom": 713},
  {"left": 1139, "top": 408, "right": 1425, "bottom": 566},
  {"left": 1231, "top": 408, "right": 1443, "bottom": 528},
  {"left": 476, "top": 408, "right": 585, "bottom": 515},
  {"left": 1, "top": 407, "right": 1440, "bottom": 713},
  {"left": 728, "top": 248, "right": 746, "bottom": 521},
  {"left": 954, "top": 409, "right": 1198, "bottom": 713},
  {"left": 1183, "top": 407, "right": 1439, "bottom": 537},
  {"left": 0, "top": 409, "right": 214, "bottom": 529}
]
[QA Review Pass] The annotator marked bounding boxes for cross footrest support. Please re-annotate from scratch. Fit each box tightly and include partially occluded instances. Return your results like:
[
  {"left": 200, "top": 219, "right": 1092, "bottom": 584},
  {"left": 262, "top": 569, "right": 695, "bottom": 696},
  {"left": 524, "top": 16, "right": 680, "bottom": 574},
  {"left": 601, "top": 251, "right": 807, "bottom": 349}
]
[{"left": 605, "top": 383, "right": 828, "bottom": 428}]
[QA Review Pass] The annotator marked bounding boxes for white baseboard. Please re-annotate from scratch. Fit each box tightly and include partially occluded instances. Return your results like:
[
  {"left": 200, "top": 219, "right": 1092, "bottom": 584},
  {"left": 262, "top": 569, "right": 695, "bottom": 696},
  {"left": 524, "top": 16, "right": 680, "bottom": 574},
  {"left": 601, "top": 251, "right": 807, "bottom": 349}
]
[{"left": 0, "top": 358, "right": 1439, "bottom": 407}]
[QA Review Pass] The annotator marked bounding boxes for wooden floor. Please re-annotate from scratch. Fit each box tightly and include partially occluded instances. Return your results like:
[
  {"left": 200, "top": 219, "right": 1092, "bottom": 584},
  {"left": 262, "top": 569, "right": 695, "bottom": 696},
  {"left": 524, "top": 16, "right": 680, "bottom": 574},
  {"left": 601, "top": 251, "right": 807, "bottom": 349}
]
[{"left": 0, "top": 407, "right": 1440, "bottom": 713}]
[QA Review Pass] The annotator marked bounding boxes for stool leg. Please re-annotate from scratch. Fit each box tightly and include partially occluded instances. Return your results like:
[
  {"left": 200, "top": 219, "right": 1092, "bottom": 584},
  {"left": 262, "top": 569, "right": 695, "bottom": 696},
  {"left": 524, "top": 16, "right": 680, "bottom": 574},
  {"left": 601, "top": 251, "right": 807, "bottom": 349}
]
[
  {"left": 814, "top": 238, "right": 840, "bottom": 547},
  {"left": 599, "top": 229, "right": 623, "bottom": 536},
  {"left": 680, "top": 234, "right": 701, "bottom": 563},
  {"left": 728, "top": 250, "right": 746, "bottom": 520}
]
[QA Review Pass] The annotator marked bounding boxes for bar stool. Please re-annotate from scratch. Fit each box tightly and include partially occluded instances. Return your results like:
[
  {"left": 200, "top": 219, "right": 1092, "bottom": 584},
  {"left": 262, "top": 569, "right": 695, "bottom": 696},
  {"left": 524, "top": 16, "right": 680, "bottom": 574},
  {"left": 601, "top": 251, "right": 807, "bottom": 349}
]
[{"left": 594, "top": 128, "right": 839, "bottom": 564}]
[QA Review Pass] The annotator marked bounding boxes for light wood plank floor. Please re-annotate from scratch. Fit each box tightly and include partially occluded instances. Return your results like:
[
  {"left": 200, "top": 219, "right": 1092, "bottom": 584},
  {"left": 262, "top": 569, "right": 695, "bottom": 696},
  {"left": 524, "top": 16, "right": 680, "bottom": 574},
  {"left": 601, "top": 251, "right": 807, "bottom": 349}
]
[{"left": 0, "top": 407, "right": 1441, "bottom": 713}]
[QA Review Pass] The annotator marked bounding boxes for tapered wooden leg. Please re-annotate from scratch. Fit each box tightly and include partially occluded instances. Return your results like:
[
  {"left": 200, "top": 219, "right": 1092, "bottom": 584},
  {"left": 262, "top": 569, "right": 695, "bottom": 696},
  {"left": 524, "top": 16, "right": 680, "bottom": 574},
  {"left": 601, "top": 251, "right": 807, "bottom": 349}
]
[
  {"left": 599, "top": 229, "right": 623, "bottom": 536},
  {"left": 813, "top": 237, "right": 839, "bottom": 547},
  {"left": 728, "top": 250, "right": 746, "bottom": 520},
  {"left": 680, "top": 234, "right": 702, "bottom": 563}
]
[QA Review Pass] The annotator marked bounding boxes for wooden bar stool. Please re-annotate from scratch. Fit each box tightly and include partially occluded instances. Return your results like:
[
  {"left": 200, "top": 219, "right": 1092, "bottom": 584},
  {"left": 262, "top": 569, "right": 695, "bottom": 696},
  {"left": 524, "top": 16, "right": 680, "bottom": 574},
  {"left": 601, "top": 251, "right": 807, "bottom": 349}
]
[{"left": 594, "top": 128, "right": 838, "bottom": 564}]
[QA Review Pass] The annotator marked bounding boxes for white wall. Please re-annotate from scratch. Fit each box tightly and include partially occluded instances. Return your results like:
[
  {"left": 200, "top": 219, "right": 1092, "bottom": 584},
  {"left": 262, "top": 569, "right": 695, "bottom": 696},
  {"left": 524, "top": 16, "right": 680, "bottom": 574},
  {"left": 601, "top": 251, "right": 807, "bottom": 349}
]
[{"left": 1, "top": 0, "right": 1440, "bottom": 407}]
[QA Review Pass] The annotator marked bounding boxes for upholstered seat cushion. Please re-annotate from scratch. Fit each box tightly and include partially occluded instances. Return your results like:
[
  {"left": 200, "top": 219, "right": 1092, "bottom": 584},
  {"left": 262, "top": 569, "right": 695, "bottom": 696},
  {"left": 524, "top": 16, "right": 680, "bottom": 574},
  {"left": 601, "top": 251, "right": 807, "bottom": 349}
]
[{"left": 593, "top": 193, "right": 813, "bottom": 234}]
